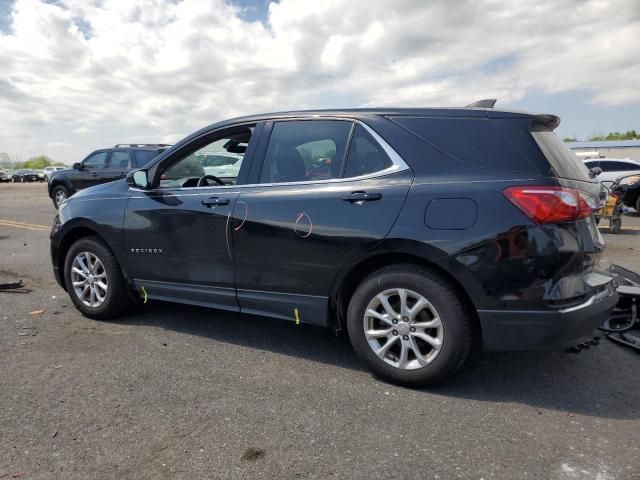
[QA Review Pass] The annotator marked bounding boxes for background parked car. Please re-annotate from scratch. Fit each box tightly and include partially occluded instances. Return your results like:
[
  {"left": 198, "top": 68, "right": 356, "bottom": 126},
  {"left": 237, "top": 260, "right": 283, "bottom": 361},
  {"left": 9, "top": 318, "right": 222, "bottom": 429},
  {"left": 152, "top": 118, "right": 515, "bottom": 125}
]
[
  {"left": 34, "top": 170, "right": 47, "bottom": 182},
  {"left": 12, "top": 169, "right": 39, "bottom": 182},
  {"left": 200, "top": 152, "right": 243, "bottom": 178},
  {"left": 611, "top": 174, "right": 640, "bottom": 211},
  {"left": 44, "top": 166, "right": 66, "bottom": 181},
  {"left": 0, "top": 169, "right": 12, "bottom": 182},
  {"left": 48, "top": 144, "right": 170, "bottom": 208},
  {"left": 583, "top": 158, "right": 640, "bottom": 184}
]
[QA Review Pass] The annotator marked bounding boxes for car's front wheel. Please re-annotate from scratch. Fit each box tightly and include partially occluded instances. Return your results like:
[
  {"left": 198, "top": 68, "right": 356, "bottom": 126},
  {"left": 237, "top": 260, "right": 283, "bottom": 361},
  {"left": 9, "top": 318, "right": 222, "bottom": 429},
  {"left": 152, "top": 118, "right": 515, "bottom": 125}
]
[
  {"left": 64, "top": 236, "right": 129, "bottom": 319},
  {"left": 347, "top": 264, "right": 472, "bottom": 386},
  {"left": 51, "top": 185, "right": 70, "bottom": 209}
]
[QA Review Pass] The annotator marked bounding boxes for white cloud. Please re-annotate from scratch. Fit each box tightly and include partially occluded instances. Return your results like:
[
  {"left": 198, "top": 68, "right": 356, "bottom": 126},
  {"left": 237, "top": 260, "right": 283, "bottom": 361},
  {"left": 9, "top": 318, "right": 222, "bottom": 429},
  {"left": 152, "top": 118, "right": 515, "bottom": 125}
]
[{"left": 0, "top": 0, "right": 638, "bottom": 162}]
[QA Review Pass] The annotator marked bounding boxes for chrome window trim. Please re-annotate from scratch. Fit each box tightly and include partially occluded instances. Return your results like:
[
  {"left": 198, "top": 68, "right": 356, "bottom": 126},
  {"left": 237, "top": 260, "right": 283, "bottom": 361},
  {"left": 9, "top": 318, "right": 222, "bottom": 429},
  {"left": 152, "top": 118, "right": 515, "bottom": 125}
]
[{"left": 128, "top": 118, "right": 411, "bottom": 194}]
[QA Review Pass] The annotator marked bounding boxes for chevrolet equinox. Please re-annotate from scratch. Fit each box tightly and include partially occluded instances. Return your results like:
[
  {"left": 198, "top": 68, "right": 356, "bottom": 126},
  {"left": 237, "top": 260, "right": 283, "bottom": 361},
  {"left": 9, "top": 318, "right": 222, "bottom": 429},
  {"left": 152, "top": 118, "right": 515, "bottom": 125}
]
[{"left": 50, "top": 103, "right": 618, "bottom": 385}]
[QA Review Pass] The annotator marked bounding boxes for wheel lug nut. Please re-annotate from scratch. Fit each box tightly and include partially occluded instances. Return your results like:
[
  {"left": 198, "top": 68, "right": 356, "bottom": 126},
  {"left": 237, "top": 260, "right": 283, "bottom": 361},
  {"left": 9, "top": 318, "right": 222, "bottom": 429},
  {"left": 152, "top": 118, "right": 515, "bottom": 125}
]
[
  {"left": 392, "top": 319, "right": 398, "bottom": 324},
  {"left": 410, "top": 327, "right": 415, "bottom": 332},
  {"left": 403, "top": 335, "right": 409, "bottom": 340},
  {"left": 403, "top": 317, "right": 409, "bottom": 322},
  {"left": 392, "top": 330, "right": 398, "bottom": 336}
]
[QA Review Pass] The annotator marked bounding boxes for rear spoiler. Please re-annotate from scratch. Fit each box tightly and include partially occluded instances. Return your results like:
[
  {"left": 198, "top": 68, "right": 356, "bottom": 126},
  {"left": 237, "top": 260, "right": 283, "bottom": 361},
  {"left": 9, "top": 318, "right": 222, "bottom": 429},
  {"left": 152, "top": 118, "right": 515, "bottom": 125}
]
[
  {"left": 466, "top": 98, "right": 561, "bottom": 130},
  {"left": 532, "top": 113, "right": 561, "bottom": 130}
]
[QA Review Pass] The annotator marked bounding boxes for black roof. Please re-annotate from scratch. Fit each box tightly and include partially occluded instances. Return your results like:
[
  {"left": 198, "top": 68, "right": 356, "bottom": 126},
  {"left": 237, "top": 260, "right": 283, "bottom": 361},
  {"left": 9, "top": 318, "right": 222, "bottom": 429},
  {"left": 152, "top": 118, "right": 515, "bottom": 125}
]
[
  {"left": 209, "top": 106, "right": 559, "bottom": 130},
  {"left": 154, "top": 104, "right": 559, "bottom": 165}
]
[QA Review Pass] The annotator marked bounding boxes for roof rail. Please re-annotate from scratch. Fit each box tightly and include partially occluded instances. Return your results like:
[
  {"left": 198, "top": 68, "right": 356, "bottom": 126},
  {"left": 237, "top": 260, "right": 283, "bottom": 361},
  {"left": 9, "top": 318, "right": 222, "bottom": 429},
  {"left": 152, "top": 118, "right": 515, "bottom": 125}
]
[
  {"left": 465, "top": 99, "right": 497, "bottom": 109},
  {"left": 113, "top": 143, "right": 173, "bottom": 148}
]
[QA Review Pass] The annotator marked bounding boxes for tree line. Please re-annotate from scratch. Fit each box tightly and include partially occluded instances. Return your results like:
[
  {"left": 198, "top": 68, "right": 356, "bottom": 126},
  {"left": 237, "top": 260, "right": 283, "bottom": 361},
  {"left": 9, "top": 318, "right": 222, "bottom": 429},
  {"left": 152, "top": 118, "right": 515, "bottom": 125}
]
[
  {"left": 564, "top": 130, "right": 640, "bottom": 142},
  {"left": 0, "top": 153, "right": 66, "bottom": 170}
]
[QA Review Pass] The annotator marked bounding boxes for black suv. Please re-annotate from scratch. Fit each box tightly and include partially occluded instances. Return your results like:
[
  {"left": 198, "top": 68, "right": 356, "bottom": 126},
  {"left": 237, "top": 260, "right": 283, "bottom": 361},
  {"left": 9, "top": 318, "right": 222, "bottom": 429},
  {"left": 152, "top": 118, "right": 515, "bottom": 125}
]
[
  {"left": 50, "top": 104, "right": 619, "bottom": 386},
  {"left": 48, "top": 144, "right": 170, "bottom": 208}
]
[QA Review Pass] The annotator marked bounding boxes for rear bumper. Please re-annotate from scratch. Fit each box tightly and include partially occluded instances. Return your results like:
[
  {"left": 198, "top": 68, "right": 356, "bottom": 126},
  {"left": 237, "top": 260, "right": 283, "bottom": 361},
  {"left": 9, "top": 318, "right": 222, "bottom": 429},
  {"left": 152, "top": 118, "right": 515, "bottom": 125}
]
[{"left": 479, "top": 286, "right": 618, "bottom": 351}]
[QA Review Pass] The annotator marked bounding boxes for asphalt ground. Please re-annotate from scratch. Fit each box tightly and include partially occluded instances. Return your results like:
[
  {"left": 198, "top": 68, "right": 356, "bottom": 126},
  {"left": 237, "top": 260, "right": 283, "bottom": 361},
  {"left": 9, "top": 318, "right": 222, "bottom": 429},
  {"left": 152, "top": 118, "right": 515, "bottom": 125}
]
[{"left": 1, "top": 182, "right": 639, "bottom": 480}]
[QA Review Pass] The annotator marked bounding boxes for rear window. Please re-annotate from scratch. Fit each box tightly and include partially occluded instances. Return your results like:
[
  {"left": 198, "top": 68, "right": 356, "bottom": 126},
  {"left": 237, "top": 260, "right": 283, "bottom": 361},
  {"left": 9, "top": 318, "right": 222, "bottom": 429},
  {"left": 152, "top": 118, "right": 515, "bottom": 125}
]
[
  {"left": 531, "top": 124, "right": 591, "bottom": 181},
  {"left": 133, "top": 149, "right": 161, "bottom": 168}
]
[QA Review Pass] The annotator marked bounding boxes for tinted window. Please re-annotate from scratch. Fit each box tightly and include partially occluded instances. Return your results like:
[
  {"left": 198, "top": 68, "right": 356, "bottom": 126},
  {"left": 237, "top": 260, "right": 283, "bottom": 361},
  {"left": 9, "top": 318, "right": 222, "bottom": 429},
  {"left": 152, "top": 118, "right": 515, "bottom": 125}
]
[
  {"left": 531, "top": 124, "right": 591, "bottom": 181},
  {"left": 109, "top": 151, "right": 130, "bottom": 169},
  {"left": 344, "top": 125, "right": 392, "bottom": 177},
  {"left": 395, "top": 117, "right": 541, "bottom": 174},
  {"left": 601, "top": 161, "right": 640, "bottom": 172},
  {"left": 584, "top": 161, "right": 599, "bottom": 169},
  {"left": 133, "top": 150, "right": 160, "bottom": 168},
  {"left": 83, "top": 151, "right": 108, "bottom": 170},
  {"left": 260, "top": 120, "right": 352, "bottom": 183}
]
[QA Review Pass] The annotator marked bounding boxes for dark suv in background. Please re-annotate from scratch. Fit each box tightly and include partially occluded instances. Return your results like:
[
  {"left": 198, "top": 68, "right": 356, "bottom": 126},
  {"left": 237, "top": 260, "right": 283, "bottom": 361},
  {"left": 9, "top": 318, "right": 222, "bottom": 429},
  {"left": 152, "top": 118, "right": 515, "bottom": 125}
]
[
  {"left": 50, "top": 104, "right": 618, "bottom": 386},
  {"left": 48, "top": 144, "right": 170, "bottom": 208}
]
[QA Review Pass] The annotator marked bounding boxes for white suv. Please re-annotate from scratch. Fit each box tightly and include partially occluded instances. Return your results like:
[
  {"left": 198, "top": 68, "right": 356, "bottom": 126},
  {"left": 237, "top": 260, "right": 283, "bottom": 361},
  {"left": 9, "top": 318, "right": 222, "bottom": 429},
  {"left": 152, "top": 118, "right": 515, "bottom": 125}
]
[
  {"left": 583, "top": 158, "right": 640, "bottom": 184},
  {"left": 44, "top": 166, "right": 65, "bottom": 181}
]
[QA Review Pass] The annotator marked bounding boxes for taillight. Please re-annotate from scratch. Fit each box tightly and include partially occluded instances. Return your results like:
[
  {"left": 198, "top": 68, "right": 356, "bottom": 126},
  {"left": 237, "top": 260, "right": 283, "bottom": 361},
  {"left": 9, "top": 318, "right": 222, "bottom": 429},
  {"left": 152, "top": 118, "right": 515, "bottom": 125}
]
[{"left": 503, "top": 186, "right": 594, "bottom": 224}]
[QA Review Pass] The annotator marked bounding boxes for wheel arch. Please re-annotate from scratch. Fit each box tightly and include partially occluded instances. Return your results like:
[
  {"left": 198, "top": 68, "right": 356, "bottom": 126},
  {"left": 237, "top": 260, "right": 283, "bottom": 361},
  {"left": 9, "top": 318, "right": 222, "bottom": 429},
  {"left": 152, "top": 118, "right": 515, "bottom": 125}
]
[
  {"left": 56, "top": 222, "right": 130, "bottom": 293},
  {"left": 48, "top": 177, "right": 73, "bottom": 198},
  {"left": 330, "top": 247, "right": 482, "bottom": 345}
]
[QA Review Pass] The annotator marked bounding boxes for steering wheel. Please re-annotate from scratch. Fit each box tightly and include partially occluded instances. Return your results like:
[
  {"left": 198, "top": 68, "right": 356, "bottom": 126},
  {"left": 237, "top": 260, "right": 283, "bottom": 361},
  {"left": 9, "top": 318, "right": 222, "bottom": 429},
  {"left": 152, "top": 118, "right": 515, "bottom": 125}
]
[{"left": 197, "top": 174, "right": 226, "bottom": 187}]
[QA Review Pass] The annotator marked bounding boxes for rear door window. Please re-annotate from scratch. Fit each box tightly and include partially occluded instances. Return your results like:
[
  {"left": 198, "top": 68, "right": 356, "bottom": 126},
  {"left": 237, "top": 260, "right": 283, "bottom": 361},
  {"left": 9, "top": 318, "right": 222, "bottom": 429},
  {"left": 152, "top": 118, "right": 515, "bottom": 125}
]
[
  {"left": 259, "top": 120, "right": 353, "bottom": 183},
  {"left": 133, "top": 150, "right": 160, "bottom": 168},
  {"left": 108, "top": 151, "right": 131, "bottom": 169},
  {"left": 603, "top": 161, "right": 640, "bottom": 172},
  {"left": 343, "top": 125, "right": 393, "bottom": 177}
]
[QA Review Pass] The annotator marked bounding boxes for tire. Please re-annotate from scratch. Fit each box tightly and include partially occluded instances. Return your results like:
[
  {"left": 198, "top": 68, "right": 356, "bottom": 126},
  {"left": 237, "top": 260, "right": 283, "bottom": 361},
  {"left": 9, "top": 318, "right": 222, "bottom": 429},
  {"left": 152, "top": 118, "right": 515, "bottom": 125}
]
[
  {"left": 51, "top": 185, "right": 70, "bottom": 209},
  {"left": 635, "top": 195, "right": 640, "bottom": 213},
  {"left": 63, "top": 236, "right": 129, "bottom": 320},
  {"left": 347, "top": 264, "right": 472, "bottom": 386}
]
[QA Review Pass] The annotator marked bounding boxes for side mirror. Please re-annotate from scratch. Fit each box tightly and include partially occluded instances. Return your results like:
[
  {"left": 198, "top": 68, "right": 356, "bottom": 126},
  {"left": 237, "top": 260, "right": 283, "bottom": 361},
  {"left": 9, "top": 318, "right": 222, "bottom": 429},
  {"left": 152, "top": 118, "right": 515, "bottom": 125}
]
[
  {"left": 588, "top": 167, "right": 603, "bottom": 179},
  {"left": 73, "top": 162, "right": 82, "bottom": 170},
  {"left": 127, "top": 169, "right": 149, "bottom": 189}
]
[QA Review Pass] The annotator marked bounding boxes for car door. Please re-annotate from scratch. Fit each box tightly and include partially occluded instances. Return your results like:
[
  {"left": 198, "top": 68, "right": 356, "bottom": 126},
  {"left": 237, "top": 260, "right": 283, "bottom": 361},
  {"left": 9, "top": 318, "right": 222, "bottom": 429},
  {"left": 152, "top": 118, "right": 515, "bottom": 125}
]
[
  {"left": 123, "top": 123, "right": 261, "bottom": 311},
  {"left": 231, "top": 119, "right": 414, "bottom": 326},
  {"left": 76, "top": 150, "right": 109, "bottom": 189}
]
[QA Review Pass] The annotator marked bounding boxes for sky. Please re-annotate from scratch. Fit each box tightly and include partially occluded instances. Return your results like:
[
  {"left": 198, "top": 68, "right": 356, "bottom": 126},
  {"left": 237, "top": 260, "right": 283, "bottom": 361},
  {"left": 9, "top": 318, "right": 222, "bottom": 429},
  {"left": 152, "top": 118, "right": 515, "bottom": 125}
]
[{"left": 0, "top": 0, "right": 639, "bottom": 164}]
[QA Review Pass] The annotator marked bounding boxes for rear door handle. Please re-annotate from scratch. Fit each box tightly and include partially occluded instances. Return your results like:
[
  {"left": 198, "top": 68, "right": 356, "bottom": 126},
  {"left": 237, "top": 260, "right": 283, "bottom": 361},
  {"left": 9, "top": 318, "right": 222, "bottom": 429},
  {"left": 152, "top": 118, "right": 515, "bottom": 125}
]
[
  {"left": 342, "top": 191, "right": 382, "bottom": 203},
  {"left": 201, "top": 197, "right": 230, "bottom": 207}
]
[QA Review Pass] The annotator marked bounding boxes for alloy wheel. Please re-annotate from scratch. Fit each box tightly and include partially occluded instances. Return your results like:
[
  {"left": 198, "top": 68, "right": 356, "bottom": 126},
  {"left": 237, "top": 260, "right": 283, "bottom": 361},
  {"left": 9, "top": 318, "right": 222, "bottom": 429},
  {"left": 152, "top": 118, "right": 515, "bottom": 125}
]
[
  {"left": 55, "top": 190, "right": 67, "bottom": 206},
  {"left": 71, "top": 251, "right": 108, "bottom": 308},
  {"left": 363, "top": 288, "right": 444, "bottom": 370}
]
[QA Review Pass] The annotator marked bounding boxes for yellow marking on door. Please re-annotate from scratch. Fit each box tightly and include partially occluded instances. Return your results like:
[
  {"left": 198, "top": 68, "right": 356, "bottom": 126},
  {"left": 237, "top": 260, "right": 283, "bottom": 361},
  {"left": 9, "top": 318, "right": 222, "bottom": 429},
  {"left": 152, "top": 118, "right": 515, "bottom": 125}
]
[{"left": 294, "top": 307, "right": 300, "bottom": 325}]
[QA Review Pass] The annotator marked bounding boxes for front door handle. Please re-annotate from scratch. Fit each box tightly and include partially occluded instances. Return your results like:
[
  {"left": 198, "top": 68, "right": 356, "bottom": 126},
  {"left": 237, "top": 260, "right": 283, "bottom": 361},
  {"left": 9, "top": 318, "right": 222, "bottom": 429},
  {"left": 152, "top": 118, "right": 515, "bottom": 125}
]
[
  {"left": 201, "top": 197, "right": 230, "bottom": 207},
  {"left": 342, "top": 191, "right": 382, "bottom": 203}
]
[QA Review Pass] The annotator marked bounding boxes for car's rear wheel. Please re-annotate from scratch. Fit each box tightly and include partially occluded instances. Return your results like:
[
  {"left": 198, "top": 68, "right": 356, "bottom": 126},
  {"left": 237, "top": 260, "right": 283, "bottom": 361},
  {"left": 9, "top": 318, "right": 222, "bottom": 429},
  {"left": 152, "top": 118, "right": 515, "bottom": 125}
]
[
  {"left": 52, "top": 185, "right": 70, "bottom": 209},
  {"left": 64, "top": 236, "right": 129, "bottom": 319},
  {"left": 347, "top": 264, "right": 472, "bottom": 386}
]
